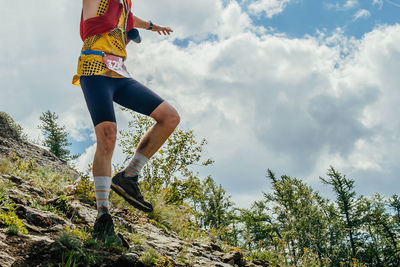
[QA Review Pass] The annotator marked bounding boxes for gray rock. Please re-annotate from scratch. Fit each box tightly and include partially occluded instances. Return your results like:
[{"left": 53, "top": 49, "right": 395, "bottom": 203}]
[
  {"left": 251, "top": 259, "right": 270, "bottom": 267},
  {"left": 28, "top": 234, "right": 55, "bottom": 244},
  {"left": 7, "top": 189, "right": 32, "bottom": 206},
  {"left": 0, "top": 113, "right": 79, "bottom": 178},
  {"left": 213, "top": 250, "right": 225, "bottom": 257},
  {"left": 222, "top": 251, "right": 243, "bottom": 263},
  {"left": 69, "top": 200, "right": 97, "bottom": 225},
  {"left": 0, "top": 251, "right": 15, "bottom": 267},
  {"left": 15, "top": 204, "right": 72, "bottom": 230},
  {"left": 210, "top": 243, "right": 223, "bottom": 252},
  {"left": 0, "top": 231, "right": 8, "bottom": 247},
  {"left": 116, "top": 252, "right": 144, "bottom": 267},
  {"left": 0, "top": 113, "right": 21, "bottom": 141},
  {"left": 1, "top": 175, "right": 46, "bottom": 203}
]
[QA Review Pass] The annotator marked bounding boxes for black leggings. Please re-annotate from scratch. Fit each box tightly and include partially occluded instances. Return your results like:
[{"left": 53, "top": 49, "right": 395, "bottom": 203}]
[{"left": 80, "top": 75, "right": 164, "bottom": 126}]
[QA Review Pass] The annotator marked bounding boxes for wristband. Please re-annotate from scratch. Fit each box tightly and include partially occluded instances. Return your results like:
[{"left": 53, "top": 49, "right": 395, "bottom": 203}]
[{"left": 147, "top": 21, "right": 153, "bottom": 30}]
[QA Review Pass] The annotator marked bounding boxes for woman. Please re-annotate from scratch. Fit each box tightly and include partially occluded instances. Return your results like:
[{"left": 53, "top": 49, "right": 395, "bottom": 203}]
[{"left": 74, "top": 0, "right": 180, "bottom": 244}]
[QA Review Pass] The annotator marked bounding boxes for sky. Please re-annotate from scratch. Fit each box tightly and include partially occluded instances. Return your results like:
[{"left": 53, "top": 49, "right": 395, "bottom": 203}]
[{"left": 1, "top": 0, "right": 400, "bottom": 209}]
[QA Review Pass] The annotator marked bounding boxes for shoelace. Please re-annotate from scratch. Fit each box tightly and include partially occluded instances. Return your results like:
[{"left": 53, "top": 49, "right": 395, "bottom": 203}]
[{"left": 131, "top": 180, "right": 144, "bottom": 200}]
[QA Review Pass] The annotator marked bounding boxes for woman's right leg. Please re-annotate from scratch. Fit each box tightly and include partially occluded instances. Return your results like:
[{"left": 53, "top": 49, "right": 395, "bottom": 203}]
[{"left": 80, "top": 76, "right": 118, "bottom": 218}]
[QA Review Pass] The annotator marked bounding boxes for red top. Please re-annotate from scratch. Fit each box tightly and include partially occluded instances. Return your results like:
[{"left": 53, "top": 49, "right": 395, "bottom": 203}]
[{"left": 80, "top": 0, "right": 135, "bottom": 41}]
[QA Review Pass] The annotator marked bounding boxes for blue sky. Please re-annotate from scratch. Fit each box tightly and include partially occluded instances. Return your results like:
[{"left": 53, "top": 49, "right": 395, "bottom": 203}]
[
  {"left": 1, "top": 0, "right": 400, "bottom": 208},
  {"left": 251, "top": 0, "right": 398, "bottom": 38}
]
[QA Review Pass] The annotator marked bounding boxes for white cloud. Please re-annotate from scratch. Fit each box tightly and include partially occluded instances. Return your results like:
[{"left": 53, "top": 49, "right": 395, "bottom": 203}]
[
  {"left": 373, "top": 0, "right": 384, "bottom": 9},
  {"left": 74, "top": 144, "right": 96, "bottom": 174},
  {"left": 132, "top": 0, "right": 224, "bottom": 40},
  {"left": 325, "top": 0, "right": 359, "bottom": 10},
  {"left": 353, "top": 9, "right": 371, "bottom": 21},
  {"left": 248, "top": 0, "right": 292, "bottom": 18},
  {"left": 344, "top": 0, "right": 359, "bottom": 9}
]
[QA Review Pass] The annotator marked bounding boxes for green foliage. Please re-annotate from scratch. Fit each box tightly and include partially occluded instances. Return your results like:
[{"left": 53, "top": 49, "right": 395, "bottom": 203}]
[
  {"left": 64, "top": 226, "right": 92, "bottom": 243},
  {"left": 2, "top": 153, "right": 76, "bottom": 200},
  {"left": 7, "top": 223, "right": 20, "bottom": 235},
  {"left": 157, "top": 255, "right": 174, "bottom": 266},
  {"left": 38, "top": 110, "right": 78, "bottom": 162},
  {"left": 52, "top": 195, "right": 74, "bottom": 217},
  {"left": 0, "top": 176, "right": 14, "bottom": 194},
  {"left": 198, "top": 176, "right": 234, "bottom": 231},
  {"left": 8, "top": 152, "right": 37, "bottom": 173},
  {"left": 320, "top": 167, "right": 359, "bottom": 259},
  {"left": 118, "top": 110, "right": 214, "bottom": 198},
  {"left": 0, "top": 193, "right": 28, "bottom": 234},
  {"left": 126, "top": 231, "right": 144, "bottom": 245},
  {"left": 55, "top": 229, "right": 102, "bottom": 267},
  {"left": 74, "top": 174, "right": 96, "bottom": 206},
  {"left": 245, "top": 170, "right": 332, "bottom": 265},
  {"left": 232, "top": 168, "right": 400, "bottom": 266},
  {"left": 58, "top": 230, "right": 84, "bottom": 250},
  {"left": 0, "top": 111, "right": 29, "bottom": 141},
  {"left": 139, "top": 247, "right": 158, "bottom": 265},
  {"left": 148, "top": 189, "right": 204, "bottom": 240},
  {"left": 0, "top": 156, "right": 13, "bottom": 175}
]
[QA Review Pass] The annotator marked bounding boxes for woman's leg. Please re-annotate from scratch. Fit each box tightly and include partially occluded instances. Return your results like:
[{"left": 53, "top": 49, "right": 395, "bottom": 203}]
[
  {"left": 93, "top": 121, "right": 117, "bottom": 178},
  {"left": 113, "top": 78, "right": 180, "bottom": 160},
  {"left": 80, "top": 76, "right": 118, "bottom": 218},
  {"left": 136, "top": 101, "right": 180, "bottom": 158}
]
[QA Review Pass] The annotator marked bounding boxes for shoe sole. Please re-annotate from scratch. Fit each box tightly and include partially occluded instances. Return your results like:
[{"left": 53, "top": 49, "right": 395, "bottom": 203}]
[{"left": 111, "top": 182, "right": 153, "bottom": 212}]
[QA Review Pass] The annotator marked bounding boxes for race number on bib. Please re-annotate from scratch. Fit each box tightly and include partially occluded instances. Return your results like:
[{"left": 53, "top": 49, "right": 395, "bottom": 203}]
[{"left": 103, "top": 54, "right": 131, "bottom": 78}]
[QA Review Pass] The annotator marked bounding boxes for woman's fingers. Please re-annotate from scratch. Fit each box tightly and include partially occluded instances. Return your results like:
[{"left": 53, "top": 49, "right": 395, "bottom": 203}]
[{"left": 154, "top": 26, "right": 173, "bottom": 35}]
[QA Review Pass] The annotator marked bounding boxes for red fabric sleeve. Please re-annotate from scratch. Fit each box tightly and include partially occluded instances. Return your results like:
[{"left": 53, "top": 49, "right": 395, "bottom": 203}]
[
  {"left": 126, "top": 11, "right": 135, "bottom": 32},
  {"left": 80, "top": 0, "right": 123, "bottom": 41}
]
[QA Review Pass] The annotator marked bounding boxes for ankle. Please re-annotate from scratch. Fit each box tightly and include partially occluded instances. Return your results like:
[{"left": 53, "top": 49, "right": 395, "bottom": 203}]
[
  {"left": 124, "top": 151, "right": 148, "bottom": 178},
  {"left": 97, "top": 206, "right": 110, "bottom": 219}
]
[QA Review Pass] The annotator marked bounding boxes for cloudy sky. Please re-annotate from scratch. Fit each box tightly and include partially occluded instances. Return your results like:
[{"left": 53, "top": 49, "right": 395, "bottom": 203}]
[{"left": 1, "top": 0, "right": 400, "bottom": 208}]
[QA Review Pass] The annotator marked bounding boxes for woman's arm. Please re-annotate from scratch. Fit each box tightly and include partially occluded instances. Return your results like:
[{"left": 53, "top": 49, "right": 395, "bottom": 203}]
[{"left": 133, "top": 15, "right": 173, "bottom": 35}]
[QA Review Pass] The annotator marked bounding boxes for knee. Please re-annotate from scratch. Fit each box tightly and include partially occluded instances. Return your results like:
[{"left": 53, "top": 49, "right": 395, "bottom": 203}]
[
  {"left": 95, "top": 123, "right": 117, "bottom": 156},
  {"left": 152, "top": 103, "right": 180, "bottom": 129},
  {"left": 163, "top": 108, "right": 180, "bottom": 129}
]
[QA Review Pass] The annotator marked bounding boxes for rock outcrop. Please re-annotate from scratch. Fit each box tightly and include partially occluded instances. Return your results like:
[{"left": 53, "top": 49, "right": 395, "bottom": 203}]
[{"left": 0, "top": 112, "right": 79, "bottom": 178}]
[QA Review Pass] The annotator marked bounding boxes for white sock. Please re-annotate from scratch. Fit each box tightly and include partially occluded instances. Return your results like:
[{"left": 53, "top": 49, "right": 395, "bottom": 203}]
[
  {"left": 124, "top": 151, "right": 148, "bottom": 178},
  {"left": 94, "top": 176, "right": 111, "bottom": 218}
]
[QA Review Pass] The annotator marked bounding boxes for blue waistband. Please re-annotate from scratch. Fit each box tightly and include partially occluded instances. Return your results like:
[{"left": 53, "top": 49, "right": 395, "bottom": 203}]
[{"left": 81, "top": 50, "right": 105, "bottom": 56}]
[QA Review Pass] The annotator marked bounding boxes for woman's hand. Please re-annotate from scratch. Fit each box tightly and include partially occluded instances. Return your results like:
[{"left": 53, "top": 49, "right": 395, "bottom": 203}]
[
  {"left": 133, "top": 15, "right": 174, "bottom": 35},
  {"left": 152, "top": 25, "right": 173, "bottom": 35}
]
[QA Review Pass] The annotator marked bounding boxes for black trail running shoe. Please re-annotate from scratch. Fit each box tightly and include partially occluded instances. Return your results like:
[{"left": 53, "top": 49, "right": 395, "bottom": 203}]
[
  {"left": 111, "top": 171, "right": 153, "bottom": 212},
  {"left": 93, "top": 213, "right": 122, "bottom": 246}
]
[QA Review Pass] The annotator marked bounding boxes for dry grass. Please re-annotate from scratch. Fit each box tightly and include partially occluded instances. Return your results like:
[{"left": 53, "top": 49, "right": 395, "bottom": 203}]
[{"left": 0, "top": 154, "right": 76, "bottom": 200}]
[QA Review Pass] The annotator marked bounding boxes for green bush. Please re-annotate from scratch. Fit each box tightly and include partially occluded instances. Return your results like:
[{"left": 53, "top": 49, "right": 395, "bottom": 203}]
[
  {"left": 0, "top": 194, "right": 28, "bottom": 234},
  {"left": 55, "top": 230, "right": 101, "bottom": 266},
  {"left": 139, "top": 247, "right": 158, "bottom": 265},
  {"left": 7, "top": 224, "right": 20, "bottom": 235}
]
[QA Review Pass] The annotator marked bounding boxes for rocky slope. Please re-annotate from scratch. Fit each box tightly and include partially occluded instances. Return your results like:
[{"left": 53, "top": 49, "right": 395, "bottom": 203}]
[
  {"left": 0, "top": 113, "right": 270, "bottom": 267},
  {"left": 0, "top": 113, "right": 79, "bottom": 178}
]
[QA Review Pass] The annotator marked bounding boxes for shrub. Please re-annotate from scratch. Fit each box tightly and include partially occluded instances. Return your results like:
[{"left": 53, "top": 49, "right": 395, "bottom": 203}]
[
  {"left": 7, "top": 224, "right": 20, "bottom": 235},
  {"left": 139, "top": 247, "right": 158, "bottom": 265},
  {"left": 0, "top": 194, "right": 28, "bottom": 234}
]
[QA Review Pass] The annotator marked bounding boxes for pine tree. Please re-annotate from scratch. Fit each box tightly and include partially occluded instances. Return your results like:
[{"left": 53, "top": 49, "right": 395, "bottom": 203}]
[
  {"left": 38, "top": 110, "right": 72, "bottom": 162},
  {"left": 320, "top": 166, "right": 358, "bottom": 258}
]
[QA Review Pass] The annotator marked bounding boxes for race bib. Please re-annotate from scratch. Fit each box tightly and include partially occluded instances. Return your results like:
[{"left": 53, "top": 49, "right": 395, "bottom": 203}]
[{"left": 103, "top": 54, "right": 131, "bottom": 78}]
